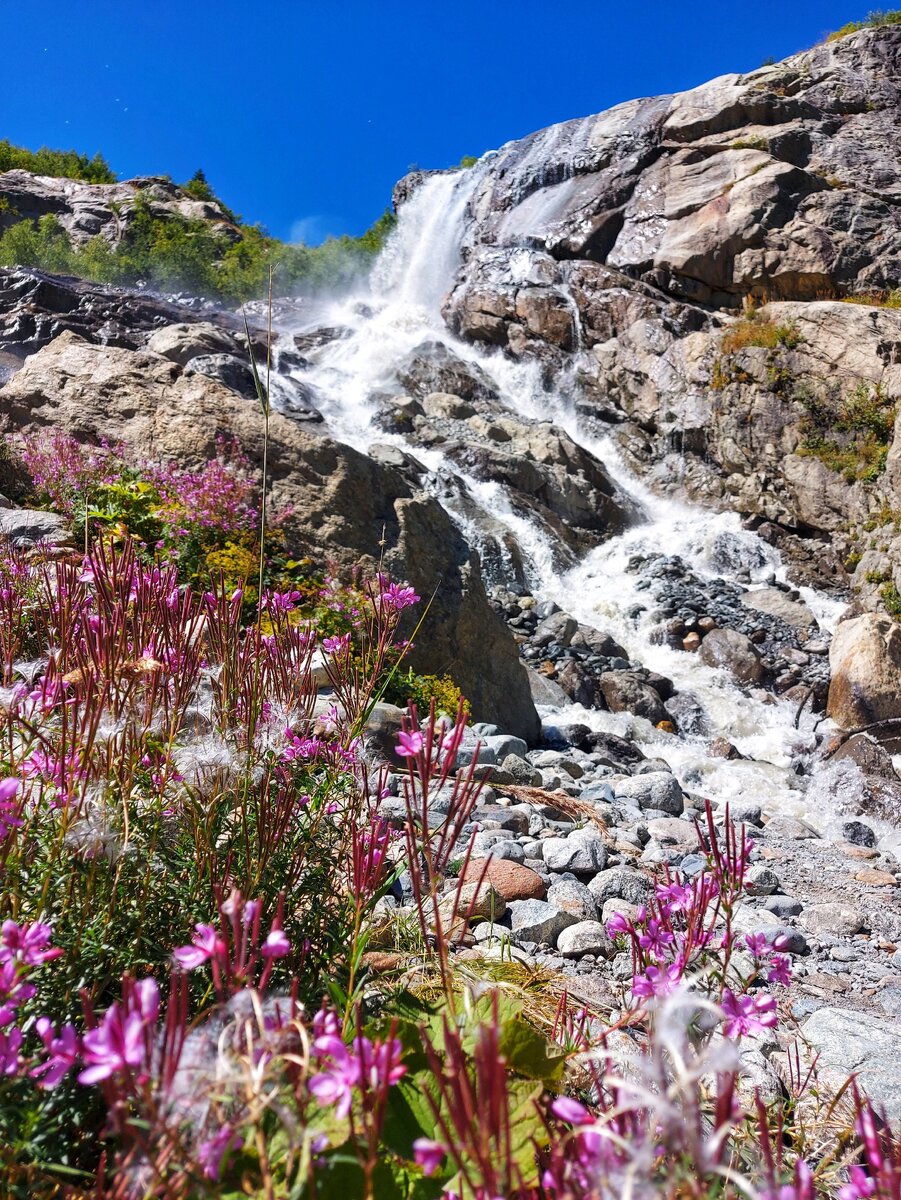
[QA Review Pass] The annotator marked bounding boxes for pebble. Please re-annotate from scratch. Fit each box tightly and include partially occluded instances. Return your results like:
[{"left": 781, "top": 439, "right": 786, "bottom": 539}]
[{"left": 844, "top": 820, "right": 878, "bottom": 849}]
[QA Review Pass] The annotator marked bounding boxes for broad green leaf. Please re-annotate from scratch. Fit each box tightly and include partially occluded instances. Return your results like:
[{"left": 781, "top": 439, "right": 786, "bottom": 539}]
[{"left": 498, "top": 1016, "right": 566, "bottom": 1083}]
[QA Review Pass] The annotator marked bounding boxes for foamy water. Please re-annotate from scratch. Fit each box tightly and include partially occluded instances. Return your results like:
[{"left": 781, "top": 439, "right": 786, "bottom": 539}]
[{"left": 271, "top": 167, "right": 876, "bottom": 839}]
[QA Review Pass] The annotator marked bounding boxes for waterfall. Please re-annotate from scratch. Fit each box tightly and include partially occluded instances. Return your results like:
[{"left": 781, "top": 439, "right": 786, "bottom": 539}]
[{"left": 274, "top": 169, "right": 879, "bottom": 843}]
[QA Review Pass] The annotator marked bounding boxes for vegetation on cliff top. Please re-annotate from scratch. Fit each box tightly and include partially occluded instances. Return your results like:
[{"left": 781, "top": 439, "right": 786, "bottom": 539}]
[
  {"left": 0, "top": 139, "right": 396, "bottom": 302},
  {"left": 0, "top": 139, "right": 115, "bottom": 184},
  {"left": 825, "top": 9, "right": 901, "bottom": 41}
]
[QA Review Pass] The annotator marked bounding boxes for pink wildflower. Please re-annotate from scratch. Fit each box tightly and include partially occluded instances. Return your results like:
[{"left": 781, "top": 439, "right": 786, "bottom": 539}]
[
  {"left": 79, "top": 978, "right": 158, "bottom": 1085},
  {"left": 551, "top": 1096, "right": 593, "bottom": 1125},
  {"left": 261, "top": 929, "right": 291, "bottom": 959},
  {"left": 838, "top": 1166, "right": 877, "bottom": 1200},
  {"left": 173, "top": 924, "right": 227, "bottom": 971},
  {"left": 395, "top": 730, "right": 425, "bottom": 758},
  {"left": 0, "top": 920, "right": 62, "bottom": 967},
  {"left": 0, "top": 778, "right": 22, "bottom": 840},
  {"left": 0, "top": 1025, "right": 22, "bottom": 1075},
  {"left": 606, "top": 912, "right": 631, "bottom": 937},
  {"left": 655, "top": 880, "right": 693, "bottom": 913},
  {"left": 767, "top": 954, "right": 792, "bottom": 987},
  {"left": 413, "top": 1138, "right": 446, "bottom": 1176},
  {"left": 720, "top": 988, "right": 778, "bottom": 1038},
  {"left": 631, "top": 962, "right": 682, "bottom": 1000},
  {"left": 197, "top": 1125, "right": 244, "bottom": 1181},
  {"left": 380, "top": 583, "right": 420, "bottom": 612},
  {"left": 637, "top": 918, "right": 675, "bottom": 958},
  {"left": 31, "top": 1018, "right": 79, "bottom": 1088},
  {"left": 322, "top": 633, "right": 351, "bottom": 655}
]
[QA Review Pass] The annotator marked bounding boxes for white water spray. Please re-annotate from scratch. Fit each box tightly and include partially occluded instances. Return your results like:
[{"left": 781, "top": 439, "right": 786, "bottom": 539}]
[{"left": 278, "top": 168, "right": 860, "bottom": 833}]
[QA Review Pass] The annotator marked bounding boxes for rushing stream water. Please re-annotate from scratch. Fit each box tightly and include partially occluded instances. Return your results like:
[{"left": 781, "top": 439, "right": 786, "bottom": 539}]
[{"left": 270, "top": 166, "right": 870, "bottom": 839}]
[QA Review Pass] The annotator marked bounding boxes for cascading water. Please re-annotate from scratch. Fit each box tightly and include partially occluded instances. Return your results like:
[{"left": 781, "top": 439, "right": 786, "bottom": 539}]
[{"left": 274, "top": 165, "right": 878, "bottom": 841}]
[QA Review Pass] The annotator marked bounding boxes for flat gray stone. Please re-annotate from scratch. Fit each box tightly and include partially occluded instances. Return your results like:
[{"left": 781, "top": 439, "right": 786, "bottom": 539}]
[
  {"left": 801, "top": 902, "right": 864, "bottom": 938},
  {"left": 588, "top": 866, "right": 654, "bottom": 907},
  {"left": 546, "top": 879, "right": 599, "bottom": 921},
  {"left": 486, "top": 734, "right": 528, "bottom": 760},
  {"left": 507, "top": 899, "right": 579, "bottom": 945},
  {"left": 0, "top": 508, "right": 71, "bottom": 545},
  {"left": 542, "top": 831, "right": 607, "bottom": 876},
  {"left": 801, "top": 1007, "right": 901, "bottom": 1120},
  {"left": 482, "top": 839, "right": 527, "bottom": 865}
]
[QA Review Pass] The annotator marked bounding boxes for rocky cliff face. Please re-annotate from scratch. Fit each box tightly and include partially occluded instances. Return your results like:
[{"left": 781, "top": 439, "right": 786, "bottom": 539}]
[
  {"left": 5, "top": 25, "right": 901, "bottom": 741},
  {"left": 0, "top": 171, "right": 236, "bottom": 246},
  {"left": 424, "top": 26, "right": 901, "bottom": 609}
]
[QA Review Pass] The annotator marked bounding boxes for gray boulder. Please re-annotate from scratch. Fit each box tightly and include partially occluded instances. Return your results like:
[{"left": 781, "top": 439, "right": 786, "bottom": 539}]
[
  {"left": 542, "top": 831, "right": 607, "bottom": 876},
  {"left": 801, "top": 1007, "right": 901, "bottom": 1121},
  {"left": 557, "top": 921, "right": 613, "bottom": 958},
  {"left": 0, "top": 507, "right": 71, "bottom": 546},
  {"left": 146, "top": 321, "right": 240, "bottom": 366},
  {"left": 184, "top": 353, "right": 256, "bottom": 398},
  {"left": 546, "top": 879, "right": 600, "bottom": 921},
  {"left": 615, "top": 772, "right": 684, "bottom": 816},
  {"left": 507, "top": 899, "right": 579, "bottom": 945}
]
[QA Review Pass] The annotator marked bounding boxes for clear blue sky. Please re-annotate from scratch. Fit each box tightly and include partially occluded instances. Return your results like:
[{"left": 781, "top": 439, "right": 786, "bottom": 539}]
[{"left": 1, "top": 1, "right": 882, "bottom": 242}]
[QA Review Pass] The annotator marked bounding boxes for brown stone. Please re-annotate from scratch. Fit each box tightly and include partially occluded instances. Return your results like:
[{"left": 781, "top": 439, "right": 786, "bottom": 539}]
[
  {"left": 854, "top": 868, "right": 898, "bottom": 887},
  {"left": 709, "top": 737, "right": 743, "bottom": 759},
  {"left": 360, "top": 952, "right": 407, "bottom": 974},
  {"left": 459, "top": 857, "right": 547, "bottom": 902},
  {"left": 683, "top": 632, "right": 701, "bottom": 652}
]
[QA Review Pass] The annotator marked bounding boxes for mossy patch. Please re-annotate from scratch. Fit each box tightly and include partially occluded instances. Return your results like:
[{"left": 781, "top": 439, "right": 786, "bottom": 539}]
[{"left": 797, "top": 380, "right": 896, "bottom": 483}]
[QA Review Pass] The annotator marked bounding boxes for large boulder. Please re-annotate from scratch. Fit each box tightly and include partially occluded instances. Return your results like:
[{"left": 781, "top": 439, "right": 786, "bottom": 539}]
[
  {"left": 699, "top": 628, "right": 764, "bottom": 685},
  {"left": 145, "top": 321, "right": 241, "bottom": 366},
  {"left": 0, "top": 331, "right": 540, "bottom": 740},
  {"left": 828, "top": 613, "right": 901, "bottom": 729}
]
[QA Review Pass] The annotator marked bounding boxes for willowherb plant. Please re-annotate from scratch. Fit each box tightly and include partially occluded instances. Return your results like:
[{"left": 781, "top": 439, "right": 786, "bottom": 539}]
[{"left": 0, "top": 534, "right": 896, "bottom": 1199}]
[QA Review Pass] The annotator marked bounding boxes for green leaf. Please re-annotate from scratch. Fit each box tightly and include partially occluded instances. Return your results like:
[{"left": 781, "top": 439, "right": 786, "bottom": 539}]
[
  {"left": 498, "top": 1016, "right": 566, "bottom": 1083},
  {"left": 380, "top": 1074, "right": 440, "bottom": 1158}
]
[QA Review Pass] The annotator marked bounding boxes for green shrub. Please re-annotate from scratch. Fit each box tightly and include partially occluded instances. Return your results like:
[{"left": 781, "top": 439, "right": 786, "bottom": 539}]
[
  {"left": 882, "top": 580, "right": 901, "bottom": 616},
  {"left": 0, "top": 139, "right": 115, "bottom": 183},
  {"left": 383, "top": 665, "right": 470, "bottom": 718},
  {"left": 0, "top": 199, "right": 398, "bottom": 303},
  {"left": 797, "top": 380, "right": 896, "bottom": 482},
  {"left": 843, "top": 287, "right": 901, "bottom": 308},
  {"left": 825, "top": 9, "right": 901, "bottom": 41},
  {"left": 720, "top": 316, "right": 803, "bottom": 355}
]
